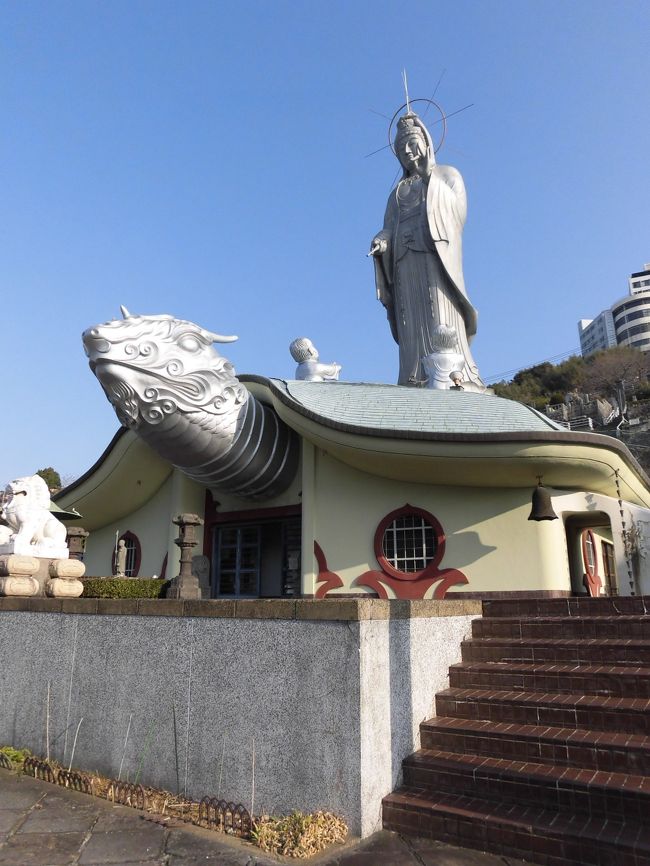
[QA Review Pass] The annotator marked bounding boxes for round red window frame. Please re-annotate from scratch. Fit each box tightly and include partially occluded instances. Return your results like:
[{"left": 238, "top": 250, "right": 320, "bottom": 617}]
[{"left": 374, "top": 504, "right": 446, "bottom": 582}]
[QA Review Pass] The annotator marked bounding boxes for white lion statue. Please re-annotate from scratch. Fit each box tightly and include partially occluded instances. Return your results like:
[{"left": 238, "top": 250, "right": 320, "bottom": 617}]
[{"left": 0, "top": 475, "right": 67, "bottom": 553}]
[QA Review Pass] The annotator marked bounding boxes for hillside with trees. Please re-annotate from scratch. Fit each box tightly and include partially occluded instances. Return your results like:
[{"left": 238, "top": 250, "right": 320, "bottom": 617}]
[
  {"left": 492, "top": 346, "right": 650, "bottom": 473},
  {"left": 492, "top": 346, "right": 650, "bottom": 411}
]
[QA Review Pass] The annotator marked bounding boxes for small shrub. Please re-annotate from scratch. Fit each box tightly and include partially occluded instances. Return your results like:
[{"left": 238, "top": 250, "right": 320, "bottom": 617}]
[
  {"left": 252, "top": 811, "right": 347, "bottom": 858},
  {"left": 81, "top": 578, "right": 169, "bottom": 599},
  {"left": 0, "top": 746, "right": 31, "bottom": 765}
]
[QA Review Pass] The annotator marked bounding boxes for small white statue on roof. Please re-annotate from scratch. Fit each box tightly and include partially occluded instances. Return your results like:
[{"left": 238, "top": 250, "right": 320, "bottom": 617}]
[
  {"left": 290, "top": 338, "right": 341, "bottom": 382},
  {"left": 421, "top": 326, "right": 465, "bottom": 390}
]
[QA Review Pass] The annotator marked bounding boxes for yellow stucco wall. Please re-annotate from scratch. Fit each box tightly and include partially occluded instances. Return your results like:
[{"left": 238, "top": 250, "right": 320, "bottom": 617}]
[
  {"left": 83, "top": 469, "right": 205, "bottom": 578},
  {"left": 303, "top": 449, "right": 573, "bottom": 597}
]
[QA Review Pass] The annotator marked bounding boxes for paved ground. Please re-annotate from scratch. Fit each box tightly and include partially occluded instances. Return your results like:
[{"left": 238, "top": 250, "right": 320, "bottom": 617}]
[{"left": 0, "top": 771, "right": 537, "bottom": 866}]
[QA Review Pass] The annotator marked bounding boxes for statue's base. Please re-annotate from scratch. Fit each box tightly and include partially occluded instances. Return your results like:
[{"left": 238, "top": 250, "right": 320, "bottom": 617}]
[
  {"left": 166, "top": 576, "right": 202, "bottom": 600},
  {"left": 0, "top": 555, "right": 84, "bottom": 597},
  {"left": 0, "top": 575, "right": 39, "bottom": 597},
  {"left": 0, "top": 555, "right": 40, "bottom": 597},
  {"left": 46, "top": 578, "right": 84, "bottom": 598},
  {"left": 0, "top": 541, "right": 69, "bottom": 560}
]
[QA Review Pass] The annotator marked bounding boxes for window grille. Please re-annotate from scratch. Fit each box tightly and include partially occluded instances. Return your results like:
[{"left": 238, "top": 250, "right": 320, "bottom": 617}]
[
  {"left": 214, "top": 525, "right": 261, "bottom": 597},
  {"left": 123, "top": 537, "right": 138, "bottom": 577},
  {"left": 112, "top": 531, "right": 141, "bottom": 577},
  {"left": 382, "top": 513, "right": 437, "bottom": 573}
]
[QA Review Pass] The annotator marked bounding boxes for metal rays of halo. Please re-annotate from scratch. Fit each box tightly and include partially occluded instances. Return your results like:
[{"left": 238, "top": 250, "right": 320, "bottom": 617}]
[
  {"left": 364, "top": 101, "right": 475, "bottom": 160},
  {"left": 388, "top": 98, "right": 447, "bottom": 155}
]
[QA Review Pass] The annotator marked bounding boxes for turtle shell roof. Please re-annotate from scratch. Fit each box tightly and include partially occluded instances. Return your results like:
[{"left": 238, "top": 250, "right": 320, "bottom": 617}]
[{"left": 266, "top": 380, "right": 564, "bottom": 436}]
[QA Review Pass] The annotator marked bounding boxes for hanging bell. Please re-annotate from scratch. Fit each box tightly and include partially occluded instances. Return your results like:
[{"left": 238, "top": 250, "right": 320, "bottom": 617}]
[{"left": 528, "top": 481, "right": 559, "bottom": 521}]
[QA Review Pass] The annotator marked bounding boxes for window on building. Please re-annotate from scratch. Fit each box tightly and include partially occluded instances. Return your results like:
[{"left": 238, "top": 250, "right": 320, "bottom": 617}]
[
  {"left": 601, "top": 541, "right": 617, "bottom": 595},
  {"left": 378, "top": 507, "right": 443, "bottom": 575},
  {"left": 582, "top": 530, "right": 596, "bottom": 572},
  {"left": 617, "top": 322, "right": 650, "bottom": 342},
  {"left": 112, "top": 531, "right": 141, "bottom": 577},
  {"left": 214, "top": 525, "right": 261, "bottom": 597},
  {"left": 613, "top": 296, "right": 649, "bottom": 316}
]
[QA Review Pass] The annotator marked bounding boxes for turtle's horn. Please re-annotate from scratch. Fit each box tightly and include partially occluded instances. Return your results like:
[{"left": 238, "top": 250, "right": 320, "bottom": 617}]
[
  {"left": 208, "top": 332, "right": 239, "bottom": 343},
  {"left": 120, "top": 305, "right": 132, "bottom": 319}
]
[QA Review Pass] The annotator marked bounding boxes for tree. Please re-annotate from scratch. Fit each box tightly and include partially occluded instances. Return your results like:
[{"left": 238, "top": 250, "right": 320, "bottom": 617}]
[
  {"left": 36, "top": 467, "right": 61, "bottom": 491},
  {"left": 493, "top": 354, "right": 586, "bottom": 409},
  {"left": 582, "top": 347, "right": 649, "bottom": 414}
]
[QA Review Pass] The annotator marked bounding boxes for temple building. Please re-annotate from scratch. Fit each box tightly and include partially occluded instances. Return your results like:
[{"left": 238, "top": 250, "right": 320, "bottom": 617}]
[{"left": 56, "top": 368, "right": 650, "bottom": 600}]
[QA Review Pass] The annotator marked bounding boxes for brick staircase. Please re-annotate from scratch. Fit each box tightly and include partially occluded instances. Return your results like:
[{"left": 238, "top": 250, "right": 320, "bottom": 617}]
[{"left": 383, "top": 596, "right": 650, "bottom": 866}]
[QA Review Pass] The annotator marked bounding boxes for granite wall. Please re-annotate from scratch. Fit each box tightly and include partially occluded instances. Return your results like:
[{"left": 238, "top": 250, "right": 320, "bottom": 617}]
[{"left": 0, "top": 598, "right": 479, "bottom": 836}]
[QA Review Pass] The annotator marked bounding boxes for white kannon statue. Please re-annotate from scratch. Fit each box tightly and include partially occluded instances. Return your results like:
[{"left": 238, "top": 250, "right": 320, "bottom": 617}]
[
  {"left": 369, "top": 112, "right": 484, "bottom": 390},
  {"left": 289, "top": 337, "right": 341, "bottom": 382}
]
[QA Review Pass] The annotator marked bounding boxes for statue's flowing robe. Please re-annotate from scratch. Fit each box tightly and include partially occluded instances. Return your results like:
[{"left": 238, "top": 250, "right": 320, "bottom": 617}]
[{"left": 373, "top": 164, "right": 482, "bottom": 387}]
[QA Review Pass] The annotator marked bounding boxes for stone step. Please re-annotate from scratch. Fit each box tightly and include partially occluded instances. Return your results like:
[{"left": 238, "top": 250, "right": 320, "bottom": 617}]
[
  {"left": 401, "top": 749, "right": 650, "bottom": 820},
  {"left": 461, "top": 636, "right": 650, "bottom": 665},
  {"left": 435, "top": 687, "right": 650, "bottom": 734},
  {"left": 420, "top": 716, "right": 650, "bottom": 774},
  {"left": 383, "top": 787, "right": 650, "bottom": 866},
  {"left": 472, "top": 614, "right": 650, "bottom": 640},
  {"left": 448, "top": 661, "right": 650, "bottom": 697},
  {"left": 481, "top": 595, "right": 650, "bottom": 619}
]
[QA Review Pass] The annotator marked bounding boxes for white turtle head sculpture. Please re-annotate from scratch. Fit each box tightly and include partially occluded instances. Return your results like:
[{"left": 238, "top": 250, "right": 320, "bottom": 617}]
[
  {"left": 82, "top": 307, "right": 298, "bottom": 499},
  {"left": 82, "top": 306, "right": 244, "bottom": 430}
]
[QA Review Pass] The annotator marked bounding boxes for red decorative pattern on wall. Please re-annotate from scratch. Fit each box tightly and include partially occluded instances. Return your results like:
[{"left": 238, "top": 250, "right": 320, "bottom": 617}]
[
  {"left": 353, "top": 503, "right": 468, "bottom": 600},
  {"left": 314, "top": 541, "right": 344, "bottom": 598}
]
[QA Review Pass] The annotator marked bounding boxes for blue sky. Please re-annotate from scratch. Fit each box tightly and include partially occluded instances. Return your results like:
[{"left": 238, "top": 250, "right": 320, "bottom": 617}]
[{"left": 2, "top": 0, "right": 649, "bottom": 486}]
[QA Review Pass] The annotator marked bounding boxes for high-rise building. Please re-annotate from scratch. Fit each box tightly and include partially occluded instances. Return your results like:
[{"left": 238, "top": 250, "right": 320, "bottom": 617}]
[
  {"left": 578, "top": 263, "right": 650, "bottom": 356},
  {"left": 578, "top": 311, "right": 617, "bottom": 356},
  {"left": 629, "top": 264, "right": 650, "bottom": 294}
]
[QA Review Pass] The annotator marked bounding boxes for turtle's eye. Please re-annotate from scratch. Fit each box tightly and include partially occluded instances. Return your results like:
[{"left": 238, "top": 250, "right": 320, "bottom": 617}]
[{"left": 179, "top": 335, "right": 201, "bottom": 353}]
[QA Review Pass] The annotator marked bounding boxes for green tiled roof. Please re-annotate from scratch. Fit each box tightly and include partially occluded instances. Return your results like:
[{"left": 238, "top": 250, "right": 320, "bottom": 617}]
[{"left": 272, "top": 380, "right": 564, "bottom": 435}]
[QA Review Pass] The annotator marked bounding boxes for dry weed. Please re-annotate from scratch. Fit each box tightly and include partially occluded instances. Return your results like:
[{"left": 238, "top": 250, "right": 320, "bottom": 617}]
[{"left": 252, "top": 810, "right": 348, "bottom": 857}]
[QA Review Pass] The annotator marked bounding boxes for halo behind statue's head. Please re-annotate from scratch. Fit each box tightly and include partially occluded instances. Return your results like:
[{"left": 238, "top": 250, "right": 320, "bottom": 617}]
[{"left": 388, "top": 99, "right": 447, "bottom": 175}]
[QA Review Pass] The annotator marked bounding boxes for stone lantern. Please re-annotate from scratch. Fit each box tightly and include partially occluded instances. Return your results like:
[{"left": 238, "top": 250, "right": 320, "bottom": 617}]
[{"left": 166, "top": 513, "right": 204, "bottom": 600}]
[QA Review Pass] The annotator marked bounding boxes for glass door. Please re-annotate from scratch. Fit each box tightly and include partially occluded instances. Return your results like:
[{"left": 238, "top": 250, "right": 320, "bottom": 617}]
[{"left": 213, "top": 525, "right": 261, "bottom": 598}]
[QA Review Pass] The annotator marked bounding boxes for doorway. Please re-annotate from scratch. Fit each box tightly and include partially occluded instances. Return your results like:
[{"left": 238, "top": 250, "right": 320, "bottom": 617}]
[
  {"left": 210, "top": 515, "right": 301, "bottom": 599},
  {"left": 564, "top": 512, "right": 618, "bottom": 597}
]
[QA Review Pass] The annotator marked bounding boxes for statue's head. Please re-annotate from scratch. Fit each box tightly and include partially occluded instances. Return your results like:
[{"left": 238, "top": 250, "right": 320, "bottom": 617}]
[
  {"left": 4, "top": 475, "right": 51, "bottom": 510},
  {"left": 395, "top": 114, "right": 434, "bottom": 176},
  {"left": 290, "top": 337, "right": 318, "bottom": 363},
  {"left": 82, "top": 307, "right": 247, "bottom": 429},
  {"left": 430, "top": 325, "right": 459, "bottom": 353}
]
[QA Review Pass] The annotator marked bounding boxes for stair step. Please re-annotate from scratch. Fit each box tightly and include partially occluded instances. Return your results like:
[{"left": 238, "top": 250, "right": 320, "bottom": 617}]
[
  {"left": 449, "top": 661, "right": 650, "bottom": 697},
  {"left": 473, "top": 614, "right": 650, "bottom": 640},
  {"left": 383, "top": 787, "right": 650, "bottom": 866},
  {"left": 401, "top": 749, "right": 650, "bottom": 820},
  {"left": 421, "top": 716, "right": 650, "bottom": 773},
  {"left": 462, "top": 636, "right": 650, "bottom": 665},
  {"left": 435, "top": 687, "right": 650, "bottom": 734},
  {"left": 482, "top": 595, "right": 650, "bottom": 619}
]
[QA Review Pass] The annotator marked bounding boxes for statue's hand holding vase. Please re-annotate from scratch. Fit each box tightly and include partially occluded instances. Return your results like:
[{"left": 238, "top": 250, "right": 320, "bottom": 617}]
[{"left": 368, "top": 237, "right": 387, "bottom": 257}]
